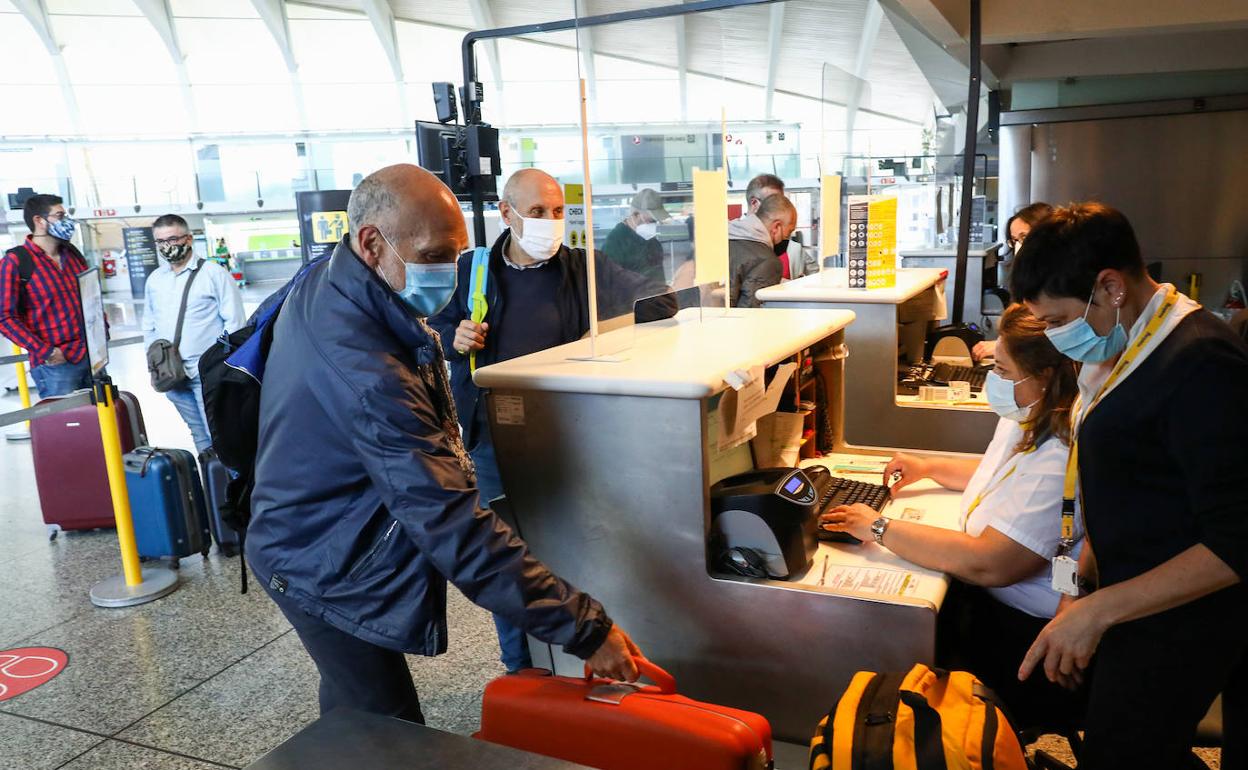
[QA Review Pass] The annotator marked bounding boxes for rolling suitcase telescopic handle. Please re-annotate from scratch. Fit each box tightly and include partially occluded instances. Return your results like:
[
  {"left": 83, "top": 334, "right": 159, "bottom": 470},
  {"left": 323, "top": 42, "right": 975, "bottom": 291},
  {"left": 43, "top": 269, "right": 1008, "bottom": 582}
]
[{"left": 584, "top": 655, "right": 676, "bottom": 694}]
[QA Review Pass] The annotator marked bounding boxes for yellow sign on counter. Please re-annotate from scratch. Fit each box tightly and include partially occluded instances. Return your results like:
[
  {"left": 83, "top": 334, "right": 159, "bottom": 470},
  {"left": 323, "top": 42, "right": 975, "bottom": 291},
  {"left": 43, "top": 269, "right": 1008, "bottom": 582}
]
[
  {"left": 563, "top": 184, "right": 587, "bottom": 249},
  {"left": 693, "top": 168, "right": 729, "bottom": 286},
  {"left": 847, "top": 195, "right": 897, "bottom": 289},
  {"left": 820, "top": 175, "right": 842, "bottom": 259}
]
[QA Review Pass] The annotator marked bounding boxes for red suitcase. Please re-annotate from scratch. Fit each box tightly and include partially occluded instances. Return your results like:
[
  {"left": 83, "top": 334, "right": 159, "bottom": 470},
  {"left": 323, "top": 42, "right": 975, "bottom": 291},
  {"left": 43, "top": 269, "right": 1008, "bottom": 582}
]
[
  {"left": 30, "top": 391, "right": 147, "bottom": 536},
  {"left": 476, "top": 657, "right": 773, "bottom": 770}
]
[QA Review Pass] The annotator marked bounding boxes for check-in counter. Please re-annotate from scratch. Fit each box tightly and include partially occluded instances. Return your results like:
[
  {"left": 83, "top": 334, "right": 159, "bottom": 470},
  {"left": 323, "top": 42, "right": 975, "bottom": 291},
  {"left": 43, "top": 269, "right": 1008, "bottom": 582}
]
[
  {"left": 235, "top": 249, "right": 302, "bottom": 284},
  {"left": 474, "top": 308, "right": 966, "bottom": 745},
  {"left": 899, "top": 244, "right": 1001, "bottom": 323},
  {"left": 756, "top": 269, "right": 997, "bottom": 454}
]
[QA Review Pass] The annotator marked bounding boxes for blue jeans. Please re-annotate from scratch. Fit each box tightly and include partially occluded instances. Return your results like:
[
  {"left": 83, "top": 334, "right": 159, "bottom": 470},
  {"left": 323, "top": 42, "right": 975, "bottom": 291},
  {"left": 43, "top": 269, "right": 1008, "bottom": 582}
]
[
  {"left": 31, "top": 359, "right": 93, "bottom": 398},
  {"left": 165, "top": 375, "right": 212, "bottom": 453},
  {"left": 470, "top": 406, "right": 532, "bottom": 673}
]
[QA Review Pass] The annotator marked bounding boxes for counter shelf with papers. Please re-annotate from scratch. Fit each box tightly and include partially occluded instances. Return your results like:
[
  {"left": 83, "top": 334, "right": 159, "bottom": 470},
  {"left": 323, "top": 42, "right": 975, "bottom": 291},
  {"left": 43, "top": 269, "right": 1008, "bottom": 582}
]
[
  {"left": 756, "top": 268, "right": 996, "bottom": 454},
  {"left": 473, "top": 307, "right": 968, "bottom": 745}
]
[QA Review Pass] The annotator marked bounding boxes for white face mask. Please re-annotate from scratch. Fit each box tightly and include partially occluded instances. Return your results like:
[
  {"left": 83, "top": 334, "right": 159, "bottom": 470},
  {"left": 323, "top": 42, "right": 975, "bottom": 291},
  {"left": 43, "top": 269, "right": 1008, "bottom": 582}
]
[
  {"left": 510, "top": 213, "right": 564, "bottom": 260},
  {"left": 634, "top": 221, "right": 658, "bottom": 240}
]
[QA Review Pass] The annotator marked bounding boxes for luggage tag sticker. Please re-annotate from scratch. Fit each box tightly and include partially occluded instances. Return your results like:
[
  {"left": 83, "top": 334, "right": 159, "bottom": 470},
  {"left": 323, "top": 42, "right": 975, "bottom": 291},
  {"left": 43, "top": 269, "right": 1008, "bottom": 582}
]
[
  {"left": 900, "top": 507, "right": 923, "bottom": 521},
  {"left": 495, "top": 395, "right": 525, "bottom": 426},
  {"left": 586, "top": 682, "right": 644, "bottom": 705},
  {"left": 1051, "top": 555, "right": 1080, "bottom": 596}
]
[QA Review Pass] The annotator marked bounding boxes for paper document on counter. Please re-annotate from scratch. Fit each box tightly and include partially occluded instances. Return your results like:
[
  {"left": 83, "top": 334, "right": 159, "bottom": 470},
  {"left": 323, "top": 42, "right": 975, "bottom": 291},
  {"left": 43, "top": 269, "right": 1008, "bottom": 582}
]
[
  {"left": 718, "top": 362, "right": 796, "bottom": 449},
  {"left": 822, "top": 565, "right": 923, "bottom": 598}
]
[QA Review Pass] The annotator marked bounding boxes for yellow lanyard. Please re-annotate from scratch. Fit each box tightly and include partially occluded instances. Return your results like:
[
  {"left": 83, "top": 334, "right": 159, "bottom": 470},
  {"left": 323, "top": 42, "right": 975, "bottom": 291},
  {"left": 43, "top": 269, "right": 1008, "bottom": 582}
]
[
  {"left": 468, "top": 261, "right": 489, "bottom": 374},
  {"left": 1060, "top": 286, "right": 1179, "bottom": 545},
  {"left": 965, "top": 444, "right": 1037, "bottom": 519}
]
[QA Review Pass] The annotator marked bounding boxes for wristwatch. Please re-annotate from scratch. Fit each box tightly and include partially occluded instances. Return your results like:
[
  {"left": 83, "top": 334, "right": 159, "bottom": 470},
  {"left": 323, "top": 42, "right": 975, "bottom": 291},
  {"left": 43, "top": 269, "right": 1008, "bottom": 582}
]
[{"left": 870, "top": 516, "right": 890, "bottom": 545}]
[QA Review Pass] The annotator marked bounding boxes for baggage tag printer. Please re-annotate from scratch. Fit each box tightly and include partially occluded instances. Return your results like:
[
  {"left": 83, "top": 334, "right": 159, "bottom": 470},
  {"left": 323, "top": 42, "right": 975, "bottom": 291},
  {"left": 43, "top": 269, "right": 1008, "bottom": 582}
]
[{"left": 710, "top": 468, "right": 821, "bottom": 579}]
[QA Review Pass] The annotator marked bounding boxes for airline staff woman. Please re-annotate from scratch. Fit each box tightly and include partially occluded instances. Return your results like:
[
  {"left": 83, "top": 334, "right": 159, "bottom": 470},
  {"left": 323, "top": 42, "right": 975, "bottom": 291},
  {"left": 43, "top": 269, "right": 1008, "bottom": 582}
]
[
  {"left": 1011, "top": 203, "right": 1247, "bottom": 770},
  {"left": 820, "top": 304, "right": 1083, "bottom": 726}
]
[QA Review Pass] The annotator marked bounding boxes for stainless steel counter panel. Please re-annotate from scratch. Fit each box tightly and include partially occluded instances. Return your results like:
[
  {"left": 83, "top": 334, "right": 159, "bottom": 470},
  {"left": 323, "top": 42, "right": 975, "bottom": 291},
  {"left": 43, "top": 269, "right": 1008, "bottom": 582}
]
[
  {"left": 757, "top": 299, "right": 997, "bottom": 454},
  {"left": 899, "top": 248, "right": 999, "bottom": 324},
  {"left": 490, "top": 387, "right": 940, "bottom": 743}
]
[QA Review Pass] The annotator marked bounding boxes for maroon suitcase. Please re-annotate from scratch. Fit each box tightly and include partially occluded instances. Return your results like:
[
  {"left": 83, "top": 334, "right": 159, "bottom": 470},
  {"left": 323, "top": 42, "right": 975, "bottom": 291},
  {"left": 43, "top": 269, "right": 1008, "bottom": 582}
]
[{"left": 30, "top": 391, "right": 148, "bottom": 536}]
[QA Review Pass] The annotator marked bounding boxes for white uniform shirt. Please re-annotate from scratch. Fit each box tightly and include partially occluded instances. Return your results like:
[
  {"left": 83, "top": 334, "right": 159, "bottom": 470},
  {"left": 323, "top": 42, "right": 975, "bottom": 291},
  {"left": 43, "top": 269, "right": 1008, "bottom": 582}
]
[
  {"left": 142, "top": 257, "right": 245, "bottom": 378},
  {"left": 959, "top": 418, "right": 1083, "bottom": 618}
]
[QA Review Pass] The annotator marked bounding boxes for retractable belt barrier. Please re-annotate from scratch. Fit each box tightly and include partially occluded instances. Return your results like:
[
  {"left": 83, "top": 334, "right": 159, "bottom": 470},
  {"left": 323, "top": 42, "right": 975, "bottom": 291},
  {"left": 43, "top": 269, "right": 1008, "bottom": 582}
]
[
  {"left": 0, "top": 335, "right": 145, "bottom": 367},
  {"left": 4, "top": 322, "right": 177, "bottom": 606},
  {"left": 0, "top": 390, "right": 94, "bottom": 429}
]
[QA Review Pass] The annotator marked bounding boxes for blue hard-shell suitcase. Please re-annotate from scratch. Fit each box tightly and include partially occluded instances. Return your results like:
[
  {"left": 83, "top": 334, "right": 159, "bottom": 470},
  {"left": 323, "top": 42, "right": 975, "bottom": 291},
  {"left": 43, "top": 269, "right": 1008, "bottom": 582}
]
[
  {"left": 124, "top": 447, "right": 211, "bottom": 562},
  {"left": 198, "top": 448, "right": 240, "bottom": 556}
]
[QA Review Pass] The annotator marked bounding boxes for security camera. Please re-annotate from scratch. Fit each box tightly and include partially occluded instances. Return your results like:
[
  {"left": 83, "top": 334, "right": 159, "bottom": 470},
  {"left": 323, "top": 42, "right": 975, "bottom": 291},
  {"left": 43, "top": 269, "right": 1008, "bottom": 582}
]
[
  {"left": 257, "top": 199, "right": 264, "bottom": 208},
  {"left": 67, "top": 206, "right": 76, "bottom": 215},
  {"left": 134, "top": 204, "right": 141, "bottom": 213},
  {"left": 196, "top": 201, "right": 204, "bottom": 210}
]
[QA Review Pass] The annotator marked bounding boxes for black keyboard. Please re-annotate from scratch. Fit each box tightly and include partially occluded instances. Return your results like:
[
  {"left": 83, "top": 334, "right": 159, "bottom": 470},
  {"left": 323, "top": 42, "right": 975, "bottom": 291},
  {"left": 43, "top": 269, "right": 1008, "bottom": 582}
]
[
  {"left": 898, "top": 361, "right": 990, "bottom": 394},
  {"left": 931, "top": 362, "right": 988, "bottom": 390},
  {"left": 815, "top": 477, "right": 891, "bottom": 543}
]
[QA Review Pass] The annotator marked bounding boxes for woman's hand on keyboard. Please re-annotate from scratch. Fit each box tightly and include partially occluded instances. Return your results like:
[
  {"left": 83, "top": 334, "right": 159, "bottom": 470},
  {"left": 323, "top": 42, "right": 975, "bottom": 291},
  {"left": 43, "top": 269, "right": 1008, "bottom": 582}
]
[
  {"left": 819, "top": 504, "right": 878, "bottom": 542},
  {"left": 883, "top": 454, "right": 929, "bottom": 493}
]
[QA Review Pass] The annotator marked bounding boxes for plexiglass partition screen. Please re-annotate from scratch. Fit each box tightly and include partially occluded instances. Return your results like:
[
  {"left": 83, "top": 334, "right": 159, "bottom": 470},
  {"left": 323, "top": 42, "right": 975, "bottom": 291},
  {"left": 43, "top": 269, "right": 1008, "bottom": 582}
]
[{"left": 461, "top": 1, "right": 940, "bottom": 354}]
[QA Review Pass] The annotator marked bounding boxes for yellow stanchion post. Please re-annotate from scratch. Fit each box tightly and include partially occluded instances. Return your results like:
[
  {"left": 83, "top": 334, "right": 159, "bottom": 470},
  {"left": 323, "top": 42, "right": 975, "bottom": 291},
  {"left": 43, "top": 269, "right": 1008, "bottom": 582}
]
[
  {"left": 4, "top": 343, "right": 32, "bottom": 442},
  {"left": 88, "top": 378, "right": 178, "bottom": 607},
  {"left": 13, "top": 344, "right": 32, "bottom": 416},
  {"left": 95, "top": 383, "right": 143, "bottom": 586}
]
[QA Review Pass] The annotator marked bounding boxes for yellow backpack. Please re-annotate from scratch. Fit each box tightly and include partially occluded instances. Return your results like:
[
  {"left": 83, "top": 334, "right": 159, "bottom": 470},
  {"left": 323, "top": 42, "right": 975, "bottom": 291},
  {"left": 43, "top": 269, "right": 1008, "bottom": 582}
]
[{"left": 809, "top": 664, "right": 1029, "bottom": 770}]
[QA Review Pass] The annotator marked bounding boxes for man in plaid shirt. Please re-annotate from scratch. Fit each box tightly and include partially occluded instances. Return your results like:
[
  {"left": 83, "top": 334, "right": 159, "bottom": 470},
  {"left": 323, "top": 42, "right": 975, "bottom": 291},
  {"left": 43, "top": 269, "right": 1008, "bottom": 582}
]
[{"left": 0, "top": 194, "right": 95, "bottom": 397}]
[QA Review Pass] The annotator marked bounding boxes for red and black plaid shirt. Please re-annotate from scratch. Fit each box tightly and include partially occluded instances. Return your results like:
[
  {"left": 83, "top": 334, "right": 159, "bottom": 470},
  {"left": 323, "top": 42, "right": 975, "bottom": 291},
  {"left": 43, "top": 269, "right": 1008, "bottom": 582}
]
[{"left": 0, "top": 236, "right": 91, "bottom": 367}]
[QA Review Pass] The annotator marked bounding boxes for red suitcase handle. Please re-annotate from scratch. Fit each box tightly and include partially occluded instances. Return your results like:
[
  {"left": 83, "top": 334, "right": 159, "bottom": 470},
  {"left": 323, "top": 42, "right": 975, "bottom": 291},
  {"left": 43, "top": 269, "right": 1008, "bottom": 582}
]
[{"left": 584, "top": 655, "right": 676, "bottom": 694}]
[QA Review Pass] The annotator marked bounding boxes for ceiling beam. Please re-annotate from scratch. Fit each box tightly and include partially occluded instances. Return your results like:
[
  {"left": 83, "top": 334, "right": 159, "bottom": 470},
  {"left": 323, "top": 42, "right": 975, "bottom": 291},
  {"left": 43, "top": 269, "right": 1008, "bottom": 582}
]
[
  {"left": 133, "top": 0, "right": 199, "bottom": 132},
  {"left": 249, "top": 0, "right": 310, "bottom": 131},
  {"left": 844, "top": 0, "right": 883, "bottom": 153},
  {"left": 467, "top": 0, "right": 506, "bottom": 123},
  {"left": 989, "top": 28, "right": 1248, "bottom": 85},
  {"left": 762, "top": 3, "right": 784, "bottom": 119},
  {"left": 359, "top": 0, "right": 412, "bottom": 126},
  {"left": 11, "top": 0, "right": 82, "bottom": 134}
]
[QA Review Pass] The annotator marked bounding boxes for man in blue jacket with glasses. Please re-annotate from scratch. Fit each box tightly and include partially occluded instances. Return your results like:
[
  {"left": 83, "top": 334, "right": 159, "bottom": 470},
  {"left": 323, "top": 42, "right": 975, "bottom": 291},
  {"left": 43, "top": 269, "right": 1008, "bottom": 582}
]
[{"left": 247, "top": 164, "right": 641, "bottom": 723}]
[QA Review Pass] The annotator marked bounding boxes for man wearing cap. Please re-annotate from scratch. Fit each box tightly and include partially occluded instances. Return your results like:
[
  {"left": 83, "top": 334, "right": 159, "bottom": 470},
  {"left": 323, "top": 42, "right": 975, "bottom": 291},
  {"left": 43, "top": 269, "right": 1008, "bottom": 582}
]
[{"left": 601, "top": 188, "right": 670, "bottom": 284}]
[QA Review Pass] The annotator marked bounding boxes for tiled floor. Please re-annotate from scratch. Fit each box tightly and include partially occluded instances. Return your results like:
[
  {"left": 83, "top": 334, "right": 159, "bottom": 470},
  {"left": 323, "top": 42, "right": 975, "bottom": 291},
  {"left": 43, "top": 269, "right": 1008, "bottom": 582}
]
[
  {"left": 0, "top": 291, "right": 1224, "bottom": 769},
  {"left": 0, "top": 290, "right": 509, "bottom": 768}
]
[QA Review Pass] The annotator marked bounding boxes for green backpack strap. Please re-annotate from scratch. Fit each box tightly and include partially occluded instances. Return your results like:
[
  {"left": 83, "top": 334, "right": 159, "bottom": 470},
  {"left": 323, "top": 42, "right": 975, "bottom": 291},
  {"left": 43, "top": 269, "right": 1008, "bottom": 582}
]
[{"left": 467, "top": 246, "right": 489, "bottom": 373}]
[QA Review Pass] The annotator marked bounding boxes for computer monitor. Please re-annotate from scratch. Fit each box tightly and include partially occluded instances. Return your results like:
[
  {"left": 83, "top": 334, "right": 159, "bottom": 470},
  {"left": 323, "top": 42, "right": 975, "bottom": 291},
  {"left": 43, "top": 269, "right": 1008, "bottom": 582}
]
[
  {"left": 414, "top": 121, "right": 499, "bottom": 202},
  {"left": 415, "top": 121, "right": 463, "bottom": 192}
]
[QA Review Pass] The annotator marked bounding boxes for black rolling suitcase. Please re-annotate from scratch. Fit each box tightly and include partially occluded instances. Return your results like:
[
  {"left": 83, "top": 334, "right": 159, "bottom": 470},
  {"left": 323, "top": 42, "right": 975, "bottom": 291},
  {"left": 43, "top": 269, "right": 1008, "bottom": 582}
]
[{"left": 198, "top": 448, "right": 240, "bottom": 556}]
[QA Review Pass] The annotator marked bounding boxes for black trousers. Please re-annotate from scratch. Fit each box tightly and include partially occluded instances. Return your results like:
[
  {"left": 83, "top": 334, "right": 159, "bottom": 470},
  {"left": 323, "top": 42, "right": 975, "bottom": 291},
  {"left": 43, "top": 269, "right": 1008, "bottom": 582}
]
[
  {"left": 1078, "top": 611, "right": 1247, "bottom": 770},
  {"left": 937, "top": 582, "right": 1087, "bottom": 732},
  {"left": 265, "top": 583, "right": 425, "bottom": 724}
]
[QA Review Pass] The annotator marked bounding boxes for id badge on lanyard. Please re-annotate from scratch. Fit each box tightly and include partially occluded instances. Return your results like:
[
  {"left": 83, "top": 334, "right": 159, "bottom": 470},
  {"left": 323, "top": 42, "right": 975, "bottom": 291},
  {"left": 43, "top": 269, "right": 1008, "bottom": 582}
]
[{"left": 1052, "top": 286, "right": 1179, "bottom": 596}]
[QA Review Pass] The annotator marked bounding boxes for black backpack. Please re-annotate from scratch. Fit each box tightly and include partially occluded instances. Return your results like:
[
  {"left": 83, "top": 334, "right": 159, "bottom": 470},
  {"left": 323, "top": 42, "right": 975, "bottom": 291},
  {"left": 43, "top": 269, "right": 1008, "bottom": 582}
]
[{"left": 199, "top": 257, "right": 323, "bottom": 592}]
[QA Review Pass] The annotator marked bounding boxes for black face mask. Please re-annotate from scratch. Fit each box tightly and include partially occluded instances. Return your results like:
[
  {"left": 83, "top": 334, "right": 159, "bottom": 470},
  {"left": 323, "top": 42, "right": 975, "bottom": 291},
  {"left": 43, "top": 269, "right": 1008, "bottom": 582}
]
[{"left": 773, "top": 238, "right": 791, "bottom": 257}]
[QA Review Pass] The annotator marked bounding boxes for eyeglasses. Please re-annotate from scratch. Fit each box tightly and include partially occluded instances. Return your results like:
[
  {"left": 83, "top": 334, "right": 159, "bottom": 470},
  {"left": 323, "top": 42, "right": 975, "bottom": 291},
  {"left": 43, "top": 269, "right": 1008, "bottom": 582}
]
[
  {"left": 1006, "top": 232, "right": 1028, "bottom": 250},
  {"left": 42, "top": 211, "right": 67, "bottom": 222},
  {"left": 154, "top": 235, "right": 191, "bottom": 247}
]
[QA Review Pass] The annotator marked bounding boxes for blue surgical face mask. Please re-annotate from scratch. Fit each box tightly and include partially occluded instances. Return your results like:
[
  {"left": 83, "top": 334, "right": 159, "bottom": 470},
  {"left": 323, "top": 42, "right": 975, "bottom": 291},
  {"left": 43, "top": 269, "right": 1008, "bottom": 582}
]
[
  {"left": 378, "top": 231, "right": 458, "bottom": 318},
  {"left": 46, "top": 215, "right": 76, "bottom": 241},
  {"left": 1043, "top": 286, "right": 1127, "bottom": 363},
  {"left": 985, "top": 370, "right": 1035, "bottom": 422}
]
